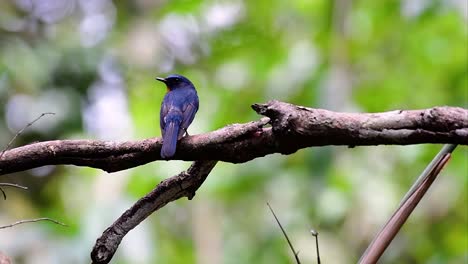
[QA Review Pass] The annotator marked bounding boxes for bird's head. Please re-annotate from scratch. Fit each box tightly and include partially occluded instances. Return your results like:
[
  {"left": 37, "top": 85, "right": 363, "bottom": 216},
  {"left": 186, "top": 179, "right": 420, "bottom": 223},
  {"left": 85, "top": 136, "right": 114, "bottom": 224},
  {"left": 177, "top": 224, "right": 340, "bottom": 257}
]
[{"left": 156, "top": 74, "right": 194, "bottom": 91}]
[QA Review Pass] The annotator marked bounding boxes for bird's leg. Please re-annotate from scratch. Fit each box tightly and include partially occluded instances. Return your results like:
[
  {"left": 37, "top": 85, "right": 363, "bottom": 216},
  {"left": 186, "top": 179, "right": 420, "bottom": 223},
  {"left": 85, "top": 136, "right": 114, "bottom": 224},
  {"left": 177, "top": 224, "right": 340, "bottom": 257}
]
[{"left": 183, "top": 128, "right": 190, "bottom": 137}]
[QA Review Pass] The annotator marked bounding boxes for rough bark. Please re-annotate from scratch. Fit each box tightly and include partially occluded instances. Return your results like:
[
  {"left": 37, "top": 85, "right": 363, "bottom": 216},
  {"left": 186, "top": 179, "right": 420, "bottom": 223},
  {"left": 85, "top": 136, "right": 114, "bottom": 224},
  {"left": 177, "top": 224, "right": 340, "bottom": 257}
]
[
  {"left": 1, "top": 101, "right": 466, "bottom": 176},
  {"left": 91, "top": 160, "right": 217, "bottom": 264}
]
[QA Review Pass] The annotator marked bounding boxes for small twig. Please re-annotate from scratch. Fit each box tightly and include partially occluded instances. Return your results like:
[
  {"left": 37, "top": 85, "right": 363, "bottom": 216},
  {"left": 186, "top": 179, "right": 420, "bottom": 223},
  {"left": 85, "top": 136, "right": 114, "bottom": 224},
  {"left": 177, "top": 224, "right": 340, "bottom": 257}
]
[
  {"left": 358, "top": 144, "right": 457, "bottom": 264},
  {"left": 0, "top": 183, "right": 28, "bottom": 190},
  {"left": 0, "top": 112, "right": 47, "bottom": 199},
  {"left": 267, "top": 202, "right": 301, "bottom": 264},
  {"left": 0, "top": 183, "right": 28, "bottom": 200},
  {"left": 0, "top": 112, "right": 55, "bottom": 160},
  {"left": 0, "top": 217, "right": 67, "bottom": 229},
  {"left": 310, "top": 229, "right": 321, "bottom": 264}
]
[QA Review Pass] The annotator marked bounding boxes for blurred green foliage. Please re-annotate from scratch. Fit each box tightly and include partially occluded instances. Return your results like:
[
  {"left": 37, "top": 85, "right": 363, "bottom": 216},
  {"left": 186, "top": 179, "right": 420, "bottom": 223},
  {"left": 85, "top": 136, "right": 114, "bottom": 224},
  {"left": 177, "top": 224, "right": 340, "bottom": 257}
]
[{"left": 0, "top": 0, "right": 466, "bottom": 264}]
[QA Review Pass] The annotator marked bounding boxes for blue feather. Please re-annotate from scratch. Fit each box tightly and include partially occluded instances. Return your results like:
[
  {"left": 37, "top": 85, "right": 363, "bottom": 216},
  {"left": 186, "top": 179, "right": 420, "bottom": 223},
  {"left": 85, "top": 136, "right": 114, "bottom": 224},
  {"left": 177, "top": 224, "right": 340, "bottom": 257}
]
[{"left": 161, "top": 120, "right": 180, "bottom": 159}]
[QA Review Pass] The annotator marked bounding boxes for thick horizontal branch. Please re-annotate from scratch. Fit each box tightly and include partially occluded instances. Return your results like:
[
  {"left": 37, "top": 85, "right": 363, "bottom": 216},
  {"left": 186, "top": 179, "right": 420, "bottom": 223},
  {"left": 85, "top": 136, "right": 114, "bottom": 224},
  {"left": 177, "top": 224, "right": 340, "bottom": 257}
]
[
  {"left": 1, "top": 101, "right": 467, "bottom": 175},
  {"left": 1, "top": 101, "right": 465, "bottom": 264},
  {"left": 91, "top": 160, "right": 217, "bottom": 264}
]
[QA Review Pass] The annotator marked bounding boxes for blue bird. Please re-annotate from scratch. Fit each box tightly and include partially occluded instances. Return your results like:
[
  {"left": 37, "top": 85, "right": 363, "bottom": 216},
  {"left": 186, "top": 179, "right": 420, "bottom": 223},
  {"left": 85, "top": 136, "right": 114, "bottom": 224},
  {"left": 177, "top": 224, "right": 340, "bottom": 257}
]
[{"left": 156, "top": 74, "right": 199, "bottom": 159}]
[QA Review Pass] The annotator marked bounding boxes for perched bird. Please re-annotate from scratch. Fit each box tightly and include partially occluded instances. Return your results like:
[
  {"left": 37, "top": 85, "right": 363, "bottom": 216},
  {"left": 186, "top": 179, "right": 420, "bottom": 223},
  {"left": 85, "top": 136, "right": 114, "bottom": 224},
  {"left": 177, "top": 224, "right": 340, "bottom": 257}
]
[{"left": 156, "top": 74, "right": 199, "bottom": 158}]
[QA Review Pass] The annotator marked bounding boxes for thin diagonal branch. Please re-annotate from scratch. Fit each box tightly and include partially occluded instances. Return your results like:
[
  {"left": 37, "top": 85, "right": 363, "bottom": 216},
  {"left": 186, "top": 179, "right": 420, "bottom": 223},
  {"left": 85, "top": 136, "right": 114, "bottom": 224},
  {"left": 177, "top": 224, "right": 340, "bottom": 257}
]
[
  {"left": 268, "top": 202, "right": 301, "bottom": 264},
  {"left": 0, "top": 113, "right": 46, "bottom": 199},
  {"left": 1, "top": 102, "right": 466, "bottom": 176},
  {"left": 0, "top": 112, "right": 55, "bottom": 160},
  {"left": 91, "top": 160, "right": 218, "bottom": 264},
  {"left": 358, "top": 144, "right": 457, "bottom": 264}
]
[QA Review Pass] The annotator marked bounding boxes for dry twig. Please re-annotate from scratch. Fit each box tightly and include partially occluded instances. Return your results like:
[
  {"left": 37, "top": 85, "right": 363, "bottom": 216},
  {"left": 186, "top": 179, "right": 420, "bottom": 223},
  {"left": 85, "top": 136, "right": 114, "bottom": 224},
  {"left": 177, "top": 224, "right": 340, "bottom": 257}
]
[
  {"left": 0, "top": 112, "right": 55, "bottom": 160},
  {"left": 0, "top": 183, "right": 28, "bottom": 200},
  {"left": 0, "top": 217, "right": 67, "bottom": 230},
  {"left": 267, "top": 202, "right": 301, "bottom": 264},
  {"left": 310, "top": 229, "right": 321, "bottom": 264}
]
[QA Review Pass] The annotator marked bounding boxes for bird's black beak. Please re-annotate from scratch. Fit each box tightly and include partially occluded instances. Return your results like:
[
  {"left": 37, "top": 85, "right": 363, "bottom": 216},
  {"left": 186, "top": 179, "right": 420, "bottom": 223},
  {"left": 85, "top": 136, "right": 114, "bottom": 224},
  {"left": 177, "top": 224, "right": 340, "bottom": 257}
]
[{"left": 156, "top": 77, "right": 166, "bottom": 83}]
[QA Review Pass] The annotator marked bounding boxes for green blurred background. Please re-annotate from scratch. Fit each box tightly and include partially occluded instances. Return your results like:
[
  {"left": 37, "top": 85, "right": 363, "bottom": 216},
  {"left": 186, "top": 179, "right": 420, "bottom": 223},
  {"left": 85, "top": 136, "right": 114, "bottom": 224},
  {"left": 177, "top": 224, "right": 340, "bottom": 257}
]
[{"left": 0, "top": 0, "right": 467, "bottom": 263}]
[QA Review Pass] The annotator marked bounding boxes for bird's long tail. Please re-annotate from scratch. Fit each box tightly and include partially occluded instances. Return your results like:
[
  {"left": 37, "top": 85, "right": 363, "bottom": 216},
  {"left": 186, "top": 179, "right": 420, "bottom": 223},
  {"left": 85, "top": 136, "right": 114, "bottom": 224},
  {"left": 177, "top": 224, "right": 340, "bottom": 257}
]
[{"left": 161, "top": 120, "right": 180, "bottom": 159}]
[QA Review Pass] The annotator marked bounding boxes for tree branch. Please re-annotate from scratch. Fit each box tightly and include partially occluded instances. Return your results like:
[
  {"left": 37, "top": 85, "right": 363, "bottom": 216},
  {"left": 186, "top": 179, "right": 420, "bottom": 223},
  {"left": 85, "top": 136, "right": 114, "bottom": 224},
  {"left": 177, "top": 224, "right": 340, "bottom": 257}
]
[
  {"left": 0, "top": 101, "right": 466, "bottom": 176},
  {"left": 90, "top": 160, "right": 217, "bottom": 264}
]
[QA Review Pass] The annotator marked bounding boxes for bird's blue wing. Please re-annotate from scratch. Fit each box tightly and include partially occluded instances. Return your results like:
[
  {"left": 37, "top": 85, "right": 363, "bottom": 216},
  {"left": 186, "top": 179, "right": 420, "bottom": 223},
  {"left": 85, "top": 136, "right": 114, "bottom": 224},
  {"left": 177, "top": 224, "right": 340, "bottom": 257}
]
[
  {"left": 179, "top": 94, "right": 199, "bottom": 139},
  {"left": 160, "top": 94, "right": 170, "bottom": 138}
]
